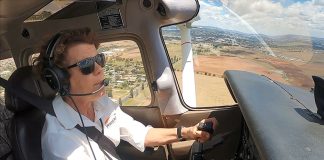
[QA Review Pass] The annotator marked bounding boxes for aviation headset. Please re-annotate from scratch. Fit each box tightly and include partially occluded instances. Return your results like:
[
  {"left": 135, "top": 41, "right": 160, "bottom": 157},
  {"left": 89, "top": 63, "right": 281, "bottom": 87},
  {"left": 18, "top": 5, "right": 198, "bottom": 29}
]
[{"left": 42, "top": 33, "right": 70, "bottom": 96}]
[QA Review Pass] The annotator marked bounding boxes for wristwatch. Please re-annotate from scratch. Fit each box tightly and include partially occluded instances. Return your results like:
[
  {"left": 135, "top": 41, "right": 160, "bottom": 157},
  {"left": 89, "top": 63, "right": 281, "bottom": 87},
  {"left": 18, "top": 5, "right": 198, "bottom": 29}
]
[{"left": 177, "top": 126, "right": 185, "bottom": 141}]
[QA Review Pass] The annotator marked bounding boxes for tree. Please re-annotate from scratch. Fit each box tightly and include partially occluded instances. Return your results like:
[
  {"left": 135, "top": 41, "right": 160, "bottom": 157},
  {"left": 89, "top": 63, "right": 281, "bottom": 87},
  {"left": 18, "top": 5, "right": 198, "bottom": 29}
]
[
  {"left": 129, "top": 88, "right": 134, "bottom": 98},
  {"left": 121, "top": 81, "right": 128, "bottom": 89},
  {"left": 124, "top": 69, "right": 130, "bottom": 75},
  {"left": 105, "top": 65, "right": 109, "bottom": 71},
  {"left": 107, "top": 87, "right": 113, "bottom": 97},
  {"left": 119, "top": 98, "right": 122, "bottom": 106},
  {"left": 131, "top": 68, "right": 137, "bottom": 74},
  {"left": 141, "top": 83, "right": 145, "bottom": 90}
]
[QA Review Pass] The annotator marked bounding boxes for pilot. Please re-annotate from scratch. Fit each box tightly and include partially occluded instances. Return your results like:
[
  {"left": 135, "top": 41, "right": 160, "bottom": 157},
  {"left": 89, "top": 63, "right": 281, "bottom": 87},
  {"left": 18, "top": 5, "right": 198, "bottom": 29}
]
[{"left": 34, "top": 27, "right": 218, "bottom": 160}]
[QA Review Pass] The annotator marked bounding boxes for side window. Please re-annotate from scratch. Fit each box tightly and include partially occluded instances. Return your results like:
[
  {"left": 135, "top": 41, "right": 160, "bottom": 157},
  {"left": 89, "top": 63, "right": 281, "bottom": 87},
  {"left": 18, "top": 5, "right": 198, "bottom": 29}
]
[
  {"left": 0, "top": 58, "right": 16, "bottom": 105},
  {"left": 99, "top": 40, "right": 151, "bottom": 106},
  {"left": 0, "top": 58, "right": 15, "bottom": 157}
]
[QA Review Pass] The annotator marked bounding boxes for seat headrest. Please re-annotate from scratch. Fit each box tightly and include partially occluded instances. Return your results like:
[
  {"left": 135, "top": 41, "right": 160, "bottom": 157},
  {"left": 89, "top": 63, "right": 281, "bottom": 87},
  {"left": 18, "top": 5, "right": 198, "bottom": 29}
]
[{"left": 5, "top": 66, "right": 56, "bottom": 112}]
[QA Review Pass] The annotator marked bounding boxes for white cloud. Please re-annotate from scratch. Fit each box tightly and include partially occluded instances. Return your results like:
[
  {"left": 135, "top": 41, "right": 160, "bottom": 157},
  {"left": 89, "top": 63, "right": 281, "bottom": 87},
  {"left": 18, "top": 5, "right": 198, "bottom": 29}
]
[
  {"left": 195, "top": 1, "right": 250, "bottom": 32},
  {"left": 195, "top": 0, "right": 324, "bottom": 37},
  {"left": 313, "top": 0, "right": 324, "bottom": 6}
]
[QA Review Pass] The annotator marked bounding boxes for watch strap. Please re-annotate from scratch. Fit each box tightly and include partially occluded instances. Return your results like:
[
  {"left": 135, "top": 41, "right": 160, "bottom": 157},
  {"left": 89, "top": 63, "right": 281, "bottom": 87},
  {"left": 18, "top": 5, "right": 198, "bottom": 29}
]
[{"left": 177, "top": 126, "right": 185, "bottom": 141}]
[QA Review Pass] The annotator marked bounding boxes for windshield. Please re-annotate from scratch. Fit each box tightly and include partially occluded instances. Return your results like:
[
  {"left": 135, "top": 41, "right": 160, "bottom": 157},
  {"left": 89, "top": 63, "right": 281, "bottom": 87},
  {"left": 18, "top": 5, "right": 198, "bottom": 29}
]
[{"left": 162, "top": 0, "right": 324, "bottom": 107}]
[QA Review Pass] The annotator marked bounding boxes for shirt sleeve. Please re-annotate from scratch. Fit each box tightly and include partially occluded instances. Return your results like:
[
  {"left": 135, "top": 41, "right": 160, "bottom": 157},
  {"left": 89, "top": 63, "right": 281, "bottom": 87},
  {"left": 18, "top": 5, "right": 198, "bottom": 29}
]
[
  {"left": 42, "top": 132, "right": 92, "bottom": 160},
  {"left": 116, "top": 107, "right": 153, "bottom": 152}
]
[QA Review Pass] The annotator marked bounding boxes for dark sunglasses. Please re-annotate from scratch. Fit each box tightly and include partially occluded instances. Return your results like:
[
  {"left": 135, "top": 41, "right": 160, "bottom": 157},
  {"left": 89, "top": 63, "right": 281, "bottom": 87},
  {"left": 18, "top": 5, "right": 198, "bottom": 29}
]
[{"left": 67, "top": 53, "right": 106, "bottom": 75}]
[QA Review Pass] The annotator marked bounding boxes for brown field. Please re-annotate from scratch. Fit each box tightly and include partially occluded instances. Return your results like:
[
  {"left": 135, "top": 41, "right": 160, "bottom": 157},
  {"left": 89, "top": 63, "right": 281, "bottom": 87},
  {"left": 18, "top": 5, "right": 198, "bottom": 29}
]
[
  {"left": 259, "top": 56, "right": 313, "bottom": 88},
  {"left": 175, "top": 54, "right": 308, "bottom": 107},
  {"left": 101, "top": 40, "right": 137, "bottom": 49},
  {"left": 180, "top": 52, "right": 323, "bottom": 106},
  {"left": 111, "top": 89, "right": 128, "bottom": 99},
  {"left": 123, "top": 87, "right": 151, "bottom": 106},
  {"left": 191, "top": 54, "right": 316, "bottom": 89},
  {"left": 193, "top": 55, "right": 286, "bottom": 82},
  {"left": 175, "top": 71, "right": 236, "bottom": 106},
  {"left": 119, "top": 49, "right": 142, "bottom": 61}
]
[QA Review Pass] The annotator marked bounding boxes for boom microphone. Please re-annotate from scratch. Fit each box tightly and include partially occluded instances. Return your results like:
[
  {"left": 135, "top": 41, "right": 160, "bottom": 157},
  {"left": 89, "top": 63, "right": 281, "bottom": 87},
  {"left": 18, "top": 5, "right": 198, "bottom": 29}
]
[{"left": 67, "top": 79, "right": 109, "bottom": 96}]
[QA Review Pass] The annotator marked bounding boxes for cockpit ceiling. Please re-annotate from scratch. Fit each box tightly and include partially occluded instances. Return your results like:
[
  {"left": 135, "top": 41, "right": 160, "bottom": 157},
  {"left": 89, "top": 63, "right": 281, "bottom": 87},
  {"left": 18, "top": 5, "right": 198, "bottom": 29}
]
[
  {"left": 25, "top": 0, "right": 119, "bottom": 22},
  {"left": 0, "top": 0, "right": 51, "bottom": 34},
  {"left": 0, "top": 0, "right": 50, "bottom": 18},
  {"left": 0, "top": 0, "right": 199, "bottom": 34},
  {"left": 0, "top": 0, "right": 119, "bottom": 29}
]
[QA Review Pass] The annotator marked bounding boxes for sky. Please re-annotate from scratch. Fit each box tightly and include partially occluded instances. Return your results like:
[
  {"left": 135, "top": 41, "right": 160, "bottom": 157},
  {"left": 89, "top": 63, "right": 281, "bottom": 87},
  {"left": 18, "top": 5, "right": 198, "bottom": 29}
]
[{"left": 193, "top": 0, "right": 324, "bottom": 38}]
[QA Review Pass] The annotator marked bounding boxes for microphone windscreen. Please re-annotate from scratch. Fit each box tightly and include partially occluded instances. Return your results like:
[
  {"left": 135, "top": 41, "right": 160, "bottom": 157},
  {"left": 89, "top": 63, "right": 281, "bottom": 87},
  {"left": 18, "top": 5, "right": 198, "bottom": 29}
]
[{"left": 103, "top": 79, "right": 109, "bottom": 86}]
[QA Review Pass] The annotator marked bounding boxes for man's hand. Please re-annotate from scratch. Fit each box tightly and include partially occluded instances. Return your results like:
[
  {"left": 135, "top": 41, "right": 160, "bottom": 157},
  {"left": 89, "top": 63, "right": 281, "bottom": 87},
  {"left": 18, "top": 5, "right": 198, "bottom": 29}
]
[
  {"left": 144, "top": 117, "right": 218, "bottom": 147},
  {"left": 182, "top": 117, "right": 218, "bottom": 143}
]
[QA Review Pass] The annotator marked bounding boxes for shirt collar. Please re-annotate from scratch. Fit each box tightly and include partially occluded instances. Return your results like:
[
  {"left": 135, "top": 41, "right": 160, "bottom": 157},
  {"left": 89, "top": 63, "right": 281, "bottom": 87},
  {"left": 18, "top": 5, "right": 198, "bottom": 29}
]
[
  {"left": 93, "top": 96, "right": 118, "bottom": 121},
  {"left": 52, "top": 96, "right": 118, "bottom": 129}
]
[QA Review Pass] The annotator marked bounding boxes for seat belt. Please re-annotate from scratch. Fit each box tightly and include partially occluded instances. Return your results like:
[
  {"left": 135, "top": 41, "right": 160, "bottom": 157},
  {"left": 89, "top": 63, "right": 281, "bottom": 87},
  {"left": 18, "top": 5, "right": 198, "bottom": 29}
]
[
  {"left": 75, "top": 125, "right": 120, "bottom": 159},
  {"left": 0, "top": 77, "right": 120, "bottom": 159}
]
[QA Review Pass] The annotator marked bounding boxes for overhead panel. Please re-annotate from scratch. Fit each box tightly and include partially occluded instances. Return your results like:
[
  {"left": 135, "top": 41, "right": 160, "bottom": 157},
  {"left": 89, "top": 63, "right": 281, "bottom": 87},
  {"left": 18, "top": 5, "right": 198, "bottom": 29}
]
[{"left": 98, "top": 6, "right": 124, "bottom": 30}]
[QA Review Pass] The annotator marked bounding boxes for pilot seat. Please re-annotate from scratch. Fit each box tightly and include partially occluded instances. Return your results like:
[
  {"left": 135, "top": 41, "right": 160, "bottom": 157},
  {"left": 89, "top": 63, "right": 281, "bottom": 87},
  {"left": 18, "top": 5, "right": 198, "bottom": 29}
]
[{"left": 5, "top": 66, "right": 56, "bottom": 160}]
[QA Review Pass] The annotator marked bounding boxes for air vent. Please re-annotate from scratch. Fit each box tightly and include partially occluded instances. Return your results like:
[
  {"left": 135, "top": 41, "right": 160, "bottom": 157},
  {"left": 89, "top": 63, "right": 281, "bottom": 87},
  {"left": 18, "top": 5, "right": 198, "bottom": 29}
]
[
  {"left": 21, "top": 28, "right": 30, "bottom": 39},
  {"left": 157, "top": 3, "right": 166, "bottom": 16},
  {"left": 143, "top": 0, "right": 151, "bottom": 8}
]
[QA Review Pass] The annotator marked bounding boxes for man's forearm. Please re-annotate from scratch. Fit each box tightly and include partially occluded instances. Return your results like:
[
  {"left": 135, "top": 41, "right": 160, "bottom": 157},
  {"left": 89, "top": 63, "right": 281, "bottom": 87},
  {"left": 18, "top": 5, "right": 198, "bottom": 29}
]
[{"left": 144, "top": 127, "right": 191, "bottom": 147}]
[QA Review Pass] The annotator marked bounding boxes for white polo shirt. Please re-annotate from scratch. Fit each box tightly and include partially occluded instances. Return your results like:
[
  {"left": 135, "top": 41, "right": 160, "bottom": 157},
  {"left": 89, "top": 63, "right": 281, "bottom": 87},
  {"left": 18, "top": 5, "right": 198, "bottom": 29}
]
[{"left": 41, "top": 95, "right": 152, "bottom": 160}]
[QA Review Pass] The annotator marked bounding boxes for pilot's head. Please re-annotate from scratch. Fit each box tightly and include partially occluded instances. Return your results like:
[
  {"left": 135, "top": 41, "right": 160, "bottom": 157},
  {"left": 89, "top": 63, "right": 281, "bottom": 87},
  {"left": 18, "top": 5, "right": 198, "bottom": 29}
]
[{"left": 34, "top": 28, "right": 106, "bottom": 101}]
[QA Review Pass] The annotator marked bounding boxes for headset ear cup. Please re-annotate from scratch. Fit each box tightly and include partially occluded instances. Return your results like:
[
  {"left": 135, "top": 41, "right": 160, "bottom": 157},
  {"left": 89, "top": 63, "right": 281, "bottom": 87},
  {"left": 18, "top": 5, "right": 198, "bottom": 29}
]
[
  {"left": 43, "top": 67, "right": 61, "bottom": 93},
  {"left": 43, "top": 65, "right": 70, "bottom": 96},
  {"left": 52, "top": 66, "right": 70, "bottom": 96}
]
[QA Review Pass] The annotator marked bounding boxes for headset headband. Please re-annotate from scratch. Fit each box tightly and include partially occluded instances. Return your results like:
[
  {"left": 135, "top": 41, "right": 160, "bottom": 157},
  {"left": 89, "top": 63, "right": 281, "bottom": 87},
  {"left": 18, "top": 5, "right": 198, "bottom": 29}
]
[{"left": 44, "top": 33, "right": 62, "bottom": 66}]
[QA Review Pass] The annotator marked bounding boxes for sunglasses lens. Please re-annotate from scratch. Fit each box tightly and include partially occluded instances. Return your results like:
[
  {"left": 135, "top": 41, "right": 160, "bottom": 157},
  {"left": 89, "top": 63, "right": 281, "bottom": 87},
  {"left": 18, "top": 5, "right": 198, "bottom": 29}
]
[
  {"left": 79, "top": 59, "right": 95, "bottom": 75},
  {"left": 96, "top": 54, "right": 106, "bottom": 67},
  {"left": 73, "top": 53, "right": 105, "bottom": 75}
]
